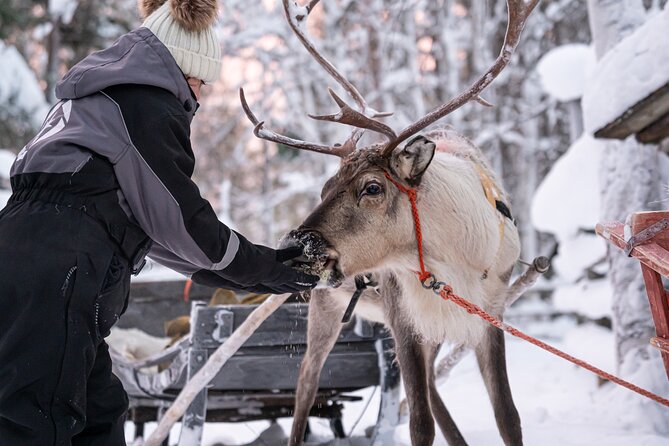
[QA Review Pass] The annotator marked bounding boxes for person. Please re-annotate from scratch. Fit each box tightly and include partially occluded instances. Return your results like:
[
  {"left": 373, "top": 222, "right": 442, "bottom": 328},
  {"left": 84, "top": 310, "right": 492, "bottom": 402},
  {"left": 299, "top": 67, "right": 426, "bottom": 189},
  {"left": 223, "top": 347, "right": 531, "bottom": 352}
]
[{"left": 0, "top": 0, "right": 319, "bottom": 444}]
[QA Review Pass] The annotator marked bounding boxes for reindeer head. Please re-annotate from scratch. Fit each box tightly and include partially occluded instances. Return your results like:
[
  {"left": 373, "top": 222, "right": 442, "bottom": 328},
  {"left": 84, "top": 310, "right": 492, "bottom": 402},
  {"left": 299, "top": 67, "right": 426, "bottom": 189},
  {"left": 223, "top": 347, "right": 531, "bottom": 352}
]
[{"left": 241, "top": 0, "right": 537, "bottom": 286}]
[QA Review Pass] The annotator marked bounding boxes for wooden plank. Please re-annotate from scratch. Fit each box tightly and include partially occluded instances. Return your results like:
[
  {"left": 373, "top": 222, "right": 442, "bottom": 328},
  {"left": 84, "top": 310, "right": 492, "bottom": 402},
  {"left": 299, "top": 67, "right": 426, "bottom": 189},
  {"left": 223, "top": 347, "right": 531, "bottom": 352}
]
[
  {"left": 596, "top": 221, "right": 669, "bottom": 278},
  {"left": 631, "top": 211, "right": 669, "bottom": 252},
  {"left": 192, "top": 304, "right": 384, "bottom": 348},
  {"left": 640, "top": 265, "right": 669, "bottom": 380},
  {"left": 129, "top": 392, "right": 352, "bottom": 423},
  {"left": 204, "top": 391, "right": 362, "bottom": 410},
  {"left": 594, "top": 82, "right": 669, "bottom": 141},
  {"left": 638, "top": 110, "right": 669, "bottom": 144},
  {"left": 171, "top": 347, "right": 381, "bottom": 390}
]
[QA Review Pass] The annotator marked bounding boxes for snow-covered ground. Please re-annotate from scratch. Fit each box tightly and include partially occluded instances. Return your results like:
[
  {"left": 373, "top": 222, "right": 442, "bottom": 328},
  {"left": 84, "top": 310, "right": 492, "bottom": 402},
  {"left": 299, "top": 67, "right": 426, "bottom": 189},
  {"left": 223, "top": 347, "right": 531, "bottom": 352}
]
[{"left": 125, "top": 307, "right": 669, "bottom": 445}]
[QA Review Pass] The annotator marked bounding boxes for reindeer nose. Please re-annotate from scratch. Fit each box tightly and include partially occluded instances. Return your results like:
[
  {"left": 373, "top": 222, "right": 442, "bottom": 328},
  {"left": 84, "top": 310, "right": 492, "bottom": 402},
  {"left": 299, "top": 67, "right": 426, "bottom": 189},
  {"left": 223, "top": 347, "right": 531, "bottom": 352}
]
[{"left": 285, "top": 228, "right": 332, "bottom": 261}]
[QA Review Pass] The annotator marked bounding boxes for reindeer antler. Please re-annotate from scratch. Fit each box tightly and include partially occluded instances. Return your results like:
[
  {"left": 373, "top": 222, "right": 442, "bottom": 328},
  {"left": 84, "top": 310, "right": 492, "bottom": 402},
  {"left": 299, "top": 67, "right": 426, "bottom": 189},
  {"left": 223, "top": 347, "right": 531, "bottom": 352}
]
[
  {"left": 309, "top": 88, "right": 397, "bottom": 141},
  {"left": 239, "top": 88, "right": 353, "bottom": 157},
  {"left": 380, "top": 0, "right": 540, "bottom": 157},
  {"left": 240, "top": 0, "right": 537, "bottom": 159},
  {"left": 239, "top": 0, "right": 395, "bottom": 158}
]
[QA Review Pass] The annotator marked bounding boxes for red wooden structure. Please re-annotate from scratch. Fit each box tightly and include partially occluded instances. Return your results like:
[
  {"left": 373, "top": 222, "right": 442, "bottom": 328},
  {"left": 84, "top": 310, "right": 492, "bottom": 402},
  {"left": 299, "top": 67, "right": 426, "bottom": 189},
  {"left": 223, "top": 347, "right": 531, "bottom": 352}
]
[{"left": 596, "top": 211, "right": 669, "bottom": 380}]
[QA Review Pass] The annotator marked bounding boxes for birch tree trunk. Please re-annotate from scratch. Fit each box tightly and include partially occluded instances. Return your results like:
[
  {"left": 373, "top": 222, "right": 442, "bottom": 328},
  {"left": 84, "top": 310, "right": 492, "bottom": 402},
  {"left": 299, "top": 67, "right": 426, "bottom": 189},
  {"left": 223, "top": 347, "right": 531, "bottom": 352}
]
[
  {"left": 45, "top": 15, "right": 61, "bottom": 104},
  {"left": 587, "top": 0, "right": 669, "bottom": 433}
]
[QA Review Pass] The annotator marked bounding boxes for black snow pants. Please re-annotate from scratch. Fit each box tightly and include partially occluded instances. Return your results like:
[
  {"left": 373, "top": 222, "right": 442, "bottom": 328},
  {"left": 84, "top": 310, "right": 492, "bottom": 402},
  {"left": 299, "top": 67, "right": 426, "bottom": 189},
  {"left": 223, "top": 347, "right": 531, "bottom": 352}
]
[{"left": 0, "top": 191, "right": 132, "bottom": 446}]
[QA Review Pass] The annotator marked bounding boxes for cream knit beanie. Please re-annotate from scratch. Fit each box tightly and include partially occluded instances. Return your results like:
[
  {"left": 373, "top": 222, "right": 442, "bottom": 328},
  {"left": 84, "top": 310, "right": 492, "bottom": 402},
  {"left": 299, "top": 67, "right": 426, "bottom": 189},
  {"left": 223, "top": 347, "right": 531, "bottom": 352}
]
[{"left": 139, "top": 0, "right": 221, "bottom": 83}]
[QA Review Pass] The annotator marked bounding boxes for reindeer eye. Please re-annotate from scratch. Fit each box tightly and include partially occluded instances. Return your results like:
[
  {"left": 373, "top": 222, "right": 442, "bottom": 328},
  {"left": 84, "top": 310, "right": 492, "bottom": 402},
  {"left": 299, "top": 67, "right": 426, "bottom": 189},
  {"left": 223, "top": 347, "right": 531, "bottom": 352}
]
[{"left": 363, "top": 182, "right": 383, "bottom": 196}]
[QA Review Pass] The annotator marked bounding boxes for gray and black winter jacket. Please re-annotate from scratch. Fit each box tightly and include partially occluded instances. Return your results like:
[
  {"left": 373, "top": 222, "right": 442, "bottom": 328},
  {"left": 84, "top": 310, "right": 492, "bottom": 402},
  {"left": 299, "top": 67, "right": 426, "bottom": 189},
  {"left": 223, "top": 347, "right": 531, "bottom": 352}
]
[{"left": 10, "top": 27, "right": 315, "bottom": 294}]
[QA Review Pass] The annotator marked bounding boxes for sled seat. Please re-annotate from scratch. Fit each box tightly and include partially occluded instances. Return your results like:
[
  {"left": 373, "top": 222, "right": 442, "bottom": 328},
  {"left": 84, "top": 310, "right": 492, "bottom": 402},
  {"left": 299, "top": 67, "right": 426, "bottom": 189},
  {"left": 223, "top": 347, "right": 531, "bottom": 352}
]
[{"left": 110, "top": 282, "right": 400, "bottom": 446}]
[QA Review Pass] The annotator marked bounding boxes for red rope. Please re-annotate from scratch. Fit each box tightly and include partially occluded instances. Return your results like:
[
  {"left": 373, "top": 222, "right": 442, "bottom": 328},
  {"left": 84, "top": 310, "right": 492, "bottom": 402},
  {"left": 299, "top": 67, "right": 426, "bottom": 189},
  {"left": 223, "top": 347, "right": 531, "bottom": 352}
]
[
  {"left": 439, "top": 288, "right": 669, "bottom": 407},
  {"left": 385, "top": 173, "right": 431, "bottom": 283},
  {"left": 387, "top": 171, "right": 669, "bottom": 408}
]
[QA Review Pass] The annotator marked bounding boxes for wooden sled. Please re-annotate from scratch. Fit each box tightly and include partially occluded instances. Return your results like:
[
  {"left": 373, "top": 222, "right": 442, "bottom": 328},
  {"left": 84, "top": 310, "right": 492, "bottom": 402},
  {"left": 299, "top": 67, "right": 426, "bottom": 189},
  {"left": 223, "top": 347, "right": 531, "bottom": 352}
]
[
  {"left": 596, "top": 211, "right": 669, "bottom": 380},
  {"left": 111, "top": 281, "right": 400, "bottom": 445}
]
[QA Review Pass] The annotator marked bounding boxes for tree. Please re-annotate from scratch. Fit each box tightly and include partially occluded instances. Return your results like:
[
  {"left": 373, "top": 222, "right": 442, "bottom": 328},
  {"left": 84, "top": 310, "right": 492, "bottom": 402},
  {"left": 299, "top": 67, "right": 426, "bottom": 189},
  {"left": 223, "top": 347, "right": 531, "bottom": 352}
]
[{"left": 586, "top": 0, "right": 669, "bottom": 433}]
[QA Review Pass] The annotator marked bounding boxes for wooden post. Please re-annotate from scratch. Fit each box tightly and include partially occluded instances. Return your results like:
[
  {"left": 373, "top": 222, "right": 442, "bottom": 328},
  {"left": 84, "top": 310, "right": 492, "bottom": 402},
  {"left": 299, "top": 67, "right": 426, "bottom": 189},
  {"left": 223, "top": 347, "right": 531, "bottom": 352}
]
[
  {"left": 632, "top": 212, "right": 669, "bottom": 379},
  {"left": 639, "top": 265, "right": 669, "bottom": 380}
]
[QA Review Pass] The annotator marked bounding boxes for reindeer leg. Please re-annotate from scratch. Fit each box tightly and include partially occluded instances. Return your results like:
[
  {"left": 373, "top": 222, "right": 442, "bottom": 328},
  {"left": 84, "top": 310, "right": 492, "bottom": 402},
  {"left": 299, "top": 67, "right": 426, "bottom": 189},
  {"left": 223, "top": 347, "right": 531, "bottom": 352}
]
[
  {"left": 384, "top": 277, "right": 434, "bottom": 446},
  {"left": 289, "top": 289, "right": 344, "bottom": 446},
  {"left": 474, "top": 325, "right": 523, "bottom": 446},
  {"left": 422, "top": 343, "right": 467, "bottom": 446}
]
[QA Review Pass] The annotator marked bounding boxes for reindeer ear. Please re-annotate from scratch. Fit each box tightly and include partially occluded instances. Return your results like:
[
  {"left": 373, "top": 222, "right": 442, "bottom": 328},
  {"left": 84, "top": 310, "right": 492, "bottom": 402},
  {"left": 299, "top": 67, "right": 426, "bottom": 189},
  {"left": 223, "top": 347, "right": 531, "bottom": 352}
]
[{"left": 389, "top": 135, "right": 436, "bottom": 187}]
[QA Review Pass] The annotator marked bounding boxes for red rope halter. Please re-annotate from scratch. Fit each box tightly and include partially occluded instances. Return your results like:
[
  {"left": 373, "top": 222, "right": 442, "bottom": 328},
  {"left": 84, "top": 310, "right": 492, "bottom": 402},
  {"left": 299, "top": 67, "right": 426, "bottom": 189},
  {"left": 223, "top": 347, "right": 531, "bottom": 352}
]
[{"left": 385, "top": 171, "right": 669, "bottom": 408}]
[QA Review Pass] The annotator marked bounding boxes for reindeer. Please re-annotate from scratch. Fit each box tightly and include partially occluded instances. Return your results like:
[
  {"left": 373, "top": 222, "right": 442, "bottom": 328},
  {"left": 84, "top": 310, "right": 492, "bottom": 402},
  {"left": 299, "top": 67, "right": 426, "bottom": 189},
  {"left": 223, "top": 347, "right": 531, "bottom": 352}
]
[{"left": 240, "top": 1, "right": 539, "bottom": 444}]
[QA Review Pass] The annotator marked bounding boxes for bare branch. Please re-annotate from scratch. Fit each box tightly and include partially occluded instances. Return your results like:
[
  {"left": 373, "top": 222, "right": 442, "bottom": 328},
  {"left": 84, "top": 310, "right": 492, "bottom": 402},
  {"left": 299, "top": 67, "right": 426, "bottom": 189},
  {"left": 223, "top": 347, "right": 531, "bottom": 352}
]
[
  {"left": 283, "top": 0, "right": 368, "bottom": 111},
  {"left": 239, "top": 0, "right": 396, "bottom": 158},
  {"left": 381, "top": 0, "right": 539, "bottom": 157}
]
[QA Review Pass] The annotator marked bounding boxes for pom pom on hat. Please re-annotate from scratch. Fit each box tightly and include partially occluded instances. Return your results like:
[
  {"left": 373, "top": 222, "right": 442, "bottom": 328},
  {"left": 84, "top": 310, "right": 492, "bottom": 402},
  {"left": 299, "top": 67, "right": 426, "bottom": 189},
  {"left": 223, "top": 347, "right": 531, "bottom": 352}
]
[
  {"left": 139, "top": 0, "right": 221, "bottom": 83},
  {"left": 138, "top": 0, "right": 166, "bottom": 20},
  {"left": 139, "top": 0, "right": 218, "bottom": 32}
]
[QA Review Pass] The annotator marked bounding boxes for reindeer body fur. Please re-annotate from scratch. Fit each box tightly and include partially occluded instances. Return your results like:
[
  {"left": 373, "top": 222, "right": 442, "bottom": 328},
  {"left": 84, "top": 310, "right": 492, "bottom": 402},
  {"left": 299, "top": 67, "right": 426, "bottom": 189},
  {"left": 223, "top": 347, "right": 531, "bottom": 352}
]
[{"left": 386, "top": 149, "right": 519, "bottom": 345}]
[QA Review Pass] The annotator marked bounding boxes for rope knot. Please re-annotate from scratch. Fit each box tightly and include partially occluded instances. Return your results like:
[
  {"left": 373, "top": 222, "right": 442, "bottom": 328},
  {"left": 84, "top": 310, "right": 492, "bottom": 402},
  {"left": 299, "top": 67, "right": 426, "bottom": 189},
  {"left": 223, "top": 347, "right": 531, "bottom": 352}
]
[{"left": 418, "top": 271, "right": 433, "bottom": 283}]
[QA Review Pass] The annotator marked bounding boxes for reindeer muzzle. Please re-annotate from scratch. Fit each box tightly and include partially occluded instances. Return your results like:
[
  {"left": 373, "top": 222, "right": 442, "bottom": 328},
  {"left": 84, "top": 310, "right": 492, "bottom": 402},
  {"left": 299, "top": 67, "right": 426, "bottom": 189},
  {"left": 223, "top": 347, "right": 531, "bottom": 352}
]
[{"left": 280, "top": 229, "right": 344, "bottom": 288}]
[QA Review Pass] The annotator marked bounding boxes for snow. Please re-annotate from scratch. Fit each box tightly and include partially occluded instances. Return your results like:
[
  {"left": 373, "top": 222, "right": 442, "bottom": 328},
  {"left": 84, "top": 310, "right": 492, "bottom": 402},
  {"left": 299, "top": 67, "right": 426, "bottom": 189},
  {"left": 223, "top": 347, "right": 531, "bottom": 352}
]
[
  {"left": 582, "top": 6, "right": 669, "bottom": 134},
  {"left": 0, "top": 149, "right": 15, "bottom": 180},
  {"left": 536, "top": 44, "right": 595, "bottom": 102},
  {"left": 531, "top": 133, "right": 604, "bottom": 239},
  {"left": 132, "top": 260, "right": 188, "bottom": 283},
  {"left": 49, "top": 0, "right": 79, "bottom": 25},
  {"left": 0, "top": 190, "right": 10, "bottom": 209},
  {"left": 124, "top": 319, "right": 668, "bottom": 445},
  {"left": 531, "top": 134, "right": 607, "bottom": 280},
  {"left": 0, "top": 43, "right": 50, "bottom": 129},
  {"left": 552, "top": 279, "right": 612, "bottom": 319},
  {"left": 0, "top": 149, "right": 12, "bottom": 208}
]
